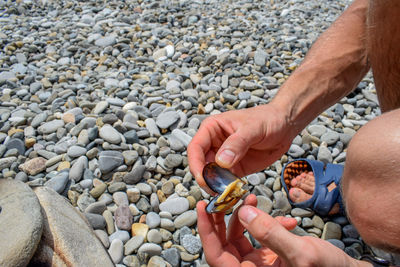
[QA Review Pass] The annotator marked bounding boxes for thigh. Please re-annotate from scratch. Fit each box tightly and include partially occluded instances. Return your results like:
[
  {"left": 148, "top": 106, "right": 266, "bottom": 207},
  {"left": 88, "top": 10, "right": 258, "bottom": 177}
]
[{"left": 368, "top": 0, "right": 400, "bottom": 112}]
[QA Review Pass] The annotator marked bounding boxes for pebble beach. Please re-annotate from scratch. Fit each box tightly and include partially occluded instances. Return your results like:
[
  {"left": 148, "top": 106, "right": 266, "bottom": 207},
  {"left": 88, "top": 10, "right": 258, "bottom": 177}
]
[{"left": 0, "top": 0, "right": 393, "bottom": 266}]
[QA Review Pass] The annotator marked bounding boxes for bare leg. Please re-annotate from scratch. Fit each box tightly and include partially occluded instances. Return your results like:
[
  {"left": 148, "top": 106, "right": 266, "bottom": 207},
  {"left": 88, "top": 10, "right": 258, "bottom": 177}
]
[
  {"left": 367, "top": 0, "right": 400, "bottom": 112},
  {"left": 341, "top": 108, "right": 400, "bottom": 253}
]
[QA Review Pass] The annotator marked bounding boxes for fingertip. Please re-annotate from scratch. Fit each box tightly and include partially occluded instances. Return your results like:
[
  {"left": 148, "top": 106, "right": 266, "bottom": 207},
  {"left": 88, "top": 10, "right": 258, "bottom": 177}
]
[
  {"left": 275, "top": 216, "right": 298, "bottom": 231},
  {"left": 196, "top": 200, "right": 207, "bottom": 211},
  {"left": 244, "top": 194, "right": 257, "bottom": 206}
]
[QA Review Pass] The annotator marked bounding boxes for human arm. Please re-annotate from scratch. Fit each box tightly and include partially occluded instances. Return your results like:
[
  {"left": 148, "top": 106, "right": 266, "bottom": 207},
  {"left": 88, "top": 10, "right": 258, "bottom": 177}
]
[
  {"left": 188, "top": 0, "right": 370, "bottom": 190},
  {"left": 273, "top": 0, "right": 370, "bottom": 132}
]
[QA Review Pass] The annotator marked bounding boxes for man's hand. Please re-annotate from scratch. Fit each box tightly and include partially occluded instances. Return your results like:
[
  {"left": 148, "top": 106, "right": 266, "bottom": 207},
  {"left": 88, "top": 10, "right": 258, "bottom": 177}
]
[
  {"left": 188, "top": 103, "right": 296, "bottom": 193},
  {"left": 197, "top": 194, "right": 370, "bottom": 267}
]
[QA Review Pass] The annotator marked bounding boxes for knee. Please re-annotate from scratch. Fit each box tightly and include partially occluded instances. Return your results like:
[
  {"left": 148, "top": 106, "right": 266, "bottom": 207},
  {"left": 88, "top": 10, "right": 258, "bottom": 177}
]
[
  {"left": 341, "top": 109, "right": 400, "bottom": 251},
  {"left": 343, "top": 108, "right": 400, "bottom": 184}
]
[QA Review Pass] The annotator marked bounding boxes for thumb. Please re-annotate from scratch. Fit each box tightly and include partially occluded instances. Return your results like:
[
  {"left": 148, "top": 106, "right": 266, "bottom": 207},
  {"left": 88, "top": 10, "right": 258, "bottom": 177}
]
[
  {"left": 215, "top": 131, "right": 251, "bottom": 168},
  {"left": 238, "top": 205, "right": 301, "bottom": 258}
]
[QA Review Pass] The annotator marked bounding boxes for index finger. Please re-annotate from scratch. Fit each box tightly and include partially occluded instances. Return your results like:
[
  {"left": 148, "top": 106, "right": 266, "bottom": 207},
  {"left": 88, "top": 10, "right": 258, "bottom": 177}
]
[{"left": 187, "top": 117, "right": 220, "bottom": 191}]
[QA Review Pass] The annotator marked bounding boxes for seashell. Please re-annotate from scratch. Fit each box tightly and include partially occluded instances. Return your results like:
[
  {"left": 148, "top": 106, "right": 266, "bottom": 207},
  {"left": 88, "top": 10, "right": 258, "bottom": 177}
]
[{"left": 203, "top": 162, "right": 248, "bottom": 213}]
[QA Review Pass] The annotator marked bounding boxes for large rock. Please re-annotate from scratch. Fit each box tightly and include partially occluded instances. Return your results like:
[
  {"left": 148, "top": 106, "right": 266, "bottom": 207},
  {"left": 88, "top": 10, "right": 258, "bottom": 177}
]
[
  {"left": 0, "top": 179, "right": 43, "bottom": 267},
  {"left": 30, "top": 187, "right": 114, "bottom": 267}
]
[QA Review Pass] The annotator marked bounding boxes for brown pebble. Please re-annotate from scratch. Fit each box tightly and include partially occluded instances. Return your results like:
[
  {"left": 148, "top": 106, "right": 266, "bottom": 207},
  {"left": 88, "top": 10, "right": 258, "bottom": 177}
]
[
  {"left": 139, "top": 214, "right": 146, "bottom": 224},
  {"left": 57, "top": 161, "right": 70, "bottom": 171}
]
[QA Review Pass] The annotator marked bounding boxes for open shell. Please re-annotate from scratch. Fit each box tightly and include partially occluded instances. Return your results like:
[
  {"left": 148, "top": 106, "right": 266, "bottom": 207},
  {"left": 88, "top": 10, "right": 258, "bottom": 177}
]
[{"left": 203, "top": 163, "right": 248, "bottom": 213}]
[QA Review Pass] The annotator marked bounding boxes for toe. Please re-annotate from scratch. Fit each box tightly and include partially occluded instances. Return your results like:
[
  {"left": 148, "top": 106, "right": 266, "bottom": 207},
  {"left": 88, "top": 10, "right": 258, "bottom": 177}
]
[{"left": 289, "top": 187, "right": 312, "bottom": 203}]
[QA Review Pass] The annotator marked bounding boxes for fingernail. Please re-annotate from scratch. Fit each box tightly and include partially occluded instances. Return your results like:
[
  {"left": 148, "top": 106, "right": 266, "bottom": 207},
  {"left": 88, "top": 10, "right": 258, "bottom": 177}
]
[
  {"left": 239, "top": 206, "right": 259, "bottom": 224},
  {"left": 217, "top": 149, "right": 235, "bottom": 165}
]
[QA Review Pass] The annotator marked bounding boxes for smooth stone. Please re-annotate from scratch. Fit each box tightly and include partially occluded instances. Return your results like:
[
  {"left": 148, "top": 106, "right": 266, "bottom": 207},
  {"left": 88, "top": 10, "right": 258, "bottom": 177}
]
[
  {"left": 15, "top": 172, "right": 28, "bottom": 182},
  {"left": 138, "top": 243, "right": 162, "bottom": 256},
  {"left": 99, "top": 124, "right": 122, "bottom": 144},
  {"left": 291, "top": 208, "right": 314, "bottom": 217},
  {"left": 321, "top": 222, "right": 342, "bottom": 240},
  {"left": 161, "top": 181, "right": 174, "bottom": 195},
  {"left": 69, "top": 156, "right": 88, "bottom": 182},
  {"left": 147, "top": 229, "right": 162, "bottom": 244},
  {"left": 108, "top": 182, "right": 127, "bottom": 193},
  {"left": 31, "top": 187, "right": 113, "bottom": 266},
  {"left": 84, "top": 213, "right": 106, "bottom": 229},
  {"left": 113, "top": 192, "right": 129, "bottom": 207},
  {"left": 123, "top": 255, "right": 140, "bottom": 267},
  {"left": 273, "top": 191, "right": 291, "bottom": 213},
  {"left": 0, "top": 157, "right": 17, "bottom": 170},
  {"left": 181, "top": 235, "right": 202, "bottom": 254},
  {"left": 115, "top": 205, "right": 133, "bottom": 231},
  {"left": 124, "top": 130, "right": 139, "bottom": 144},
  {"left": 156, "top": 111, "right": 180, "bottom": 129},
  {"left": 122, "top": 150, "right": 139, "bottom": 166},
  {"left": 308, "top": 125, "right": 327, "bottom": 137},
  {"left": 302, "top": 217, "right": 314, "bottom": 228},
  {"left": 127, "top": 187, "right": 141, "bottom": 203},
  {"left": 90, "top": 183, "right": 107, "bottom": 199},
  {"left": 123, "top": 165, "right": 146, "bottom": 184},
  {"left": 93, "top": 101, "right": 109, "bottom": 115},
  {"left": 44, "top": 171, "right": 69, "bottom": 193},
  {"left": 37, "top": 120, "right": 64, "bottom": 134},
  {"left": 124, "top": 235, "right": 144, "bottom": 255},
  {"left": 0, "top": 179, "right": 43, "bottom": 267},
  {"left": 174, "top": 210, "right": 197, "bottom": 228},
  {"left": 148, "top": 256, "right": 167, "bottom": 267},
  {"left": 103, "top": 210, "right": 115, "bottom": 235},
  {"left": 247, "top": 173, "right": 266, "bottom": 186},
  {"left": 312, "top": 215, "right": 325, "bottom": 229},
  {"left": 85, "top": 202, "right": 107, "bottom": 214},
  {"left": 19, "top": 157, "right": 46, "bottom": 175},
  {"left": 6, "top": 138, "right": 25, "bottom": 155},
  {"left": 95, "top": 230, "right": 110, "bottom": 248},
  {"left": 170, "top": 129, "right": 191, "bottom": 147},
  {"left": 317, "top": 145, "right": 332, "bottom": 164},
  {"left": 95, "top": 35, "right": 116, "bottom": 47},
  {"left": 290, "top": 226, "right": 310, "bottom": 237},
  {"left": 253, "top": 184, "right": 273, "bottom": 199},
  {"left": 159, "top": 197, "right": 189, "bottom": 215},
  {"left": 146, "top": 212, "right": 161, "bottom": 229},
  {"left": 77, "top": 191, "right": 96, "bottom": 212},
  {"left": 256, "top": 195, "right": 273, "bottom": 214},
  {"left": 320, "top": 131, "right": 340, "bottom": 145},
  {"left": 131, "top": 223, "right": 149, "bottom": 239},
  {"left": 145, "top": 118, "right": 161, "bottom": 137},
  {"left": 161, "top": 248, "right": 180, "bottom": 267},
  {"left": 108, "top": 239, "right": 124, "bottom": 264},
  {"left": 287, "top": 144, "right": 305, "bottom": 158},
  {"left": 67, "top": 145, "right": 87, "bottom": 158},
  {"left": 109, "top": 230, "right": 130, "bottom": 244},
  {"left": 164, "top": 154, "right": 183, "bottom": 168},
  {"left": 99, "top": 151, "right": 124, "bottom": 174},
  {"left": 160, "top": 218, "right": 175, "bottom": 232},
  {"left": 343, "top": 224, "right": 359, "bottom": 239}
]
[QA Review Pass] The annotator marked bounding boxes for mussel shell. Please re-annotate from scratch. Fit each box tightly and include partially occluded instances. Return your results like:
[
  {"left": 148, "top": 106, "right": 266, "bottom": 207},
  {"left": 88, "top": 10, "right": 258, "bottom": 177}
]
[{"left": 203, "top": 162, "right": 239, "bottom": 194}]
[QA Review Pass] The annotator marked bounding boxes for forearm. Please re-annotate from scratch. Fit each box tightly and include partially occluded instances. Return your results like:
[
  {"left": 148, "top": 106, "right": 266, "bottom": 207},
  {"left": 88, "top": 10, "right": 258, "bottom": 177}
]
[{"left": 271, "top": 0, "right": 370, "bottom": 133}]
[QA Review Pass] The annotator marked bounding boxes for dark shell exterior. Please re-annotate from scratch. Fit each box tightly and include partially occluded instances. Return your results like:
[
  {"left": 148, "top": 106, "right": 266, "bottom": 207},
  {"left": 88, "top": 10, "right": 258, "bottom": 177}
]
[
  {"left": 202, "top": 162, "right": 238, "bottom": 194},
  {"left": 203, "top": 162, "right": 247, "bottom": 213}
]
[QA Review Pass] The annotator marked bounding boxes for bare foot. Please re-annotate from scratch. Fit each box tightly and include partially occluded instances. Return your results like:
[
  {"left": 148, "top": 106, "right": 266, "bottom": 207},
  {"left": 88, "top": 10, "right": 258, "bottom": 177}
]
[{"left": 288, "top": 171, "right": 340, "bottom": 215}]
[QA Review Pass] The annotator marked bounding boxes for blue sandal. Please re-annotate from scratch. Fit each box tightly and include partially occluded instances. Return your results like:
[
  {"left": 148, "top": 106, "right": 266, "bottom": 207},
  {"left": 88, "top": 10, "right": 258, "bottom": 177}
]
[{"left": 281, "top": 158, "right": 344, "bottom": 216}]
